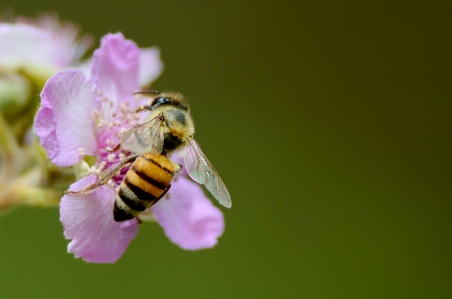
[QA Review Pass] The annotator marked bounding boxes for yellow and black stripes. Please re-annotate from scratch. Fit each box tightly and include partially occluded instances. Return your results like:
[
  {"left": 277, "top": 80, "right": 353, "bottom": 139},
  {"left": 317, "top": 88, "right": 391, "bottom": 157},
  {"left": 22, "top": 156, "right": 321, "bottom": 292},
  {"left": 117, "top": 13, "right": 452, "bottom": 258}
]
[{"left": 113, "top": 154, "right": 175, "bottom": 222}]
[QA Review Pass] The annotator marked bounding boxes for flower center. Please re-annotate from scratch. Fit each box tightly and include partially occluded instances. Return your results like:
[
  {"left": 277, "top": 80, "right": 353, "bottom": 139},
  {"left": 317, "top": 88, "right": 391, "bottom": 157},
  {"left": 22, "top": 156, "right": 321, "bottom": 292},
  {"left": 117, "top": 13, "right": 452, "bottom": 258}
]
[{"left": 87, "top": 90, "right": 148, "bottom": 189}]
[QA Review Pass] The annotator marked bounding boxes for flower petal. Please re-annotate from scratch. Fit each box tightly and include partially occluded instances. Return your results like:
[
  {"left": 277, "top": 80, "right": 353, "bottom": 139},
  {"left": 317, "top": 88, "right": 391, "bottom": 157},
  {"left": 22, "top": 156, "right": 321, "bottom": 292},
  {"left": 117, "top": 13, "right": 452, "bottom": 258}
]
[
  {"left": 0, "top": 24, "right": 65, "bottom": 69},
  {"left": 61, "top": 175, "right": 139, "bottom": 263},
  {"left": 77, "top": 46, "right": 164, "bottom": 88},
  {"left": 151, "top": 177, "right": 225, "bottom": 250},
  {"left": 35, "top": 70, "right": 100, "bottom": 167},
  {"left": 139, "top": 47, "right": 164, "bottom": 87},
  {"left": 91, "top": 33, "right": 140, "bottom": 113}
]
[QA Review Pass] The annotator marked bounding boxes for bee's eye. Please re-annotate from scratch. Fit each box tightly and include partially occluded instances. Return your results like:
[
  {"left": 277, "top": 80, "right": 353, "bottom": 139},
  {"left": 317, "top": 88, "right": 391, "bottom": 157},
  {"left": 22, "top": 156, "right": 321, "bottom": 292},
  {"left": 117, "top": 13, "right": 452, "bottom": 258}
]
[{"left": 151, "top": 97, "right": 170, "bottom": 107}]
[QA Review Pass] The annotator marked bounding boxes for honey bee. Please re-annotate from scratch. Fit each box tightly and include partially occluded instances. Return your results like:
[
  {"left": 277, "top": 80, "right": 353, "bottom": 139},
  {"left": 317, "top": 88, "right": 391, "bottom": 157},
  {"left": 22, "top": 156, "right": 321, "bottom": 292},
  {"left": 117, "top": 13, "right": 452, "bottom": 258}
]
[{"left": 67, "top": 91, "right": 231, "bottom": 222}]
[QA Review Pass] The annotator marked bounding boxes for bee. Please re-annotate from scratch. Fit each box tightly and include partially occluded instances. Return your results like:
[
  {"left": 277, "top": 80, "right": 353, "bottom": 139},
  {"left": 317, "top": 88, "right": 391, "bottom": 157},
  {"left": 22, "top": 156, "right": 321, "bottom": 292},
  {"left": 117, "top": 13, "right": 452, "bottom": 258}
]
[{"left": 67, "top": 91, "right": 231, "bottom": 222}]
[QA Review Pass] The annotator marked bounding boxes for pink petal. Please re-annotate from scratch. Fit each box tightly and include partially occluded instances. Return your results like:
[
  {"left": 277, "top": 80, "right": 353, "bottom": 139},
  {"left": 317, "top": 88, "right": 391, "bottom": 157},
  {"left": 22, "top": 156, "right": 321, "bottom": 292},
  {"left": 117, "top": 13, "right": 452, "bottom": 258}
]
[
  {"left": 139, "top": 47, "right": 164, "bottom": 87},
  {"left": 74, "top": 57, "right": 92, "bottom": 78},
  {"left": 91, "top": 33, "right": 140, "bottom": 112},
  {"left": 34, "top": 70, "right": 100, "bottom": 167},
  {"left": 77, "top": 47, "right": 164, "bottom": 87},
  {"left": 151, "top": 177, "right": 225, "bottom": 250},
  {"left": 0, "top": 24, "right": 70, "bottom": 69},
  {"left": 61, "top": 175, "right": 139, "bottom": 263}
]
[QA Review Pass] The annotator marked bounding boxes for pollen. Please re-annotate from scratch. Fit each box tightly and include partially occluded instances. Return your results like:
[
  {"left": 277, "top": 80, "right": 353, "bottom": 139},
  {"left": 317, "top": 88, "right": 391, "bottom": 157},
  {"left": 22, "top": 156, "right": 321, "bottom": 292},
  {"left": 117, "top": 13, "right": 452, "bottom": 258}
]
[
  {"left": 88, "top": 166, "right": 98, "bottom": 175},
  {"left": 77, "top": 148, "right": 85, "bottom": 156},
  {"left": 116, "top": 127, "right": 127, "bottom": 138},
  {"left": 126, "top": 113, "right": 136, "bottom": 122},
  {"left": 107, "top": 153, "right": 116, "bottom": 162},
  {"left": 90, "top": 109, "right": 100, "bottom": 120},
  {"left": 97, "top": 119, "right": 106, "bottom": 128},
  {"left": 119, "top": 102, "right": 130, "bottom": 112},
  {"left": 98, "top": 161, "right": 107, "bottom": 171},
  {"left": 98, "top": 90, "right": 103, "bottom": 95}
]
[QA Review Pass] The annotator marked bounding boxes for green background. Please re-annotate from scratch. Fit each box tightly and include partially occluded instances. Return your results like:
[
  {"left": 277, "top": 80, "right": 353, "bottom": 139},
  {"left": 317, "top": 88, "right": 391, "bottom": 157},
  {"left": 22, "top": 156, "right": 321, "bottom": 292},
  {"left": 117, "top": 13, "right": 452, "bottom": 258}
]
[{"left": 1, "top": 1, "right": 452, "bottom": 298}]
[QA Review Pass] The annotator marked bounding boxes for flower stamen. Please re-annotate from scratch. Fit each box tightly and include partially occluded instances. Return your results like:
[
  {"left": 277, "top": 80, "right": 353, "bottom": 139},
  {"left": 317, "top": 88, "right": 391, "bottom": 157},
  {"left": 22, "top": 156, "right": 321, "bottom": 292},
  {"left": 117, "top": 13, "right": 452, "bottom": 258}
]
[
  {"left": 91, "top": 109, "right": 100, "bottom": 119},
  {"left": 77, "top": 148, "right": 85, "bottom": 156},
  {"left": 98, "top": 161, "right": 107, "bottom": 171}
]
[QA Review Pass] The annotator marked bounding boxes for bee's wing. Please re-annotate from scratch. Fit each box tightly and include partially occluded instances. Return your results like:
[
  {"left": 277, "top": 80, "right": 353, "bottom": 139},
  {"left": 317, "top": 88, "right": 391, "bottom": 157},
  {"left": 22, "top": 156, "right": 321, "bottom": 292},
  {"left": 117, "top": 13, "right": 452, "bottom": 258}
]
[
  {"left": 120, "top": 115, "right": 164, "bottom": 155},
  {"left": 182, "top": 139, "right": 232, "bottom": 208}
]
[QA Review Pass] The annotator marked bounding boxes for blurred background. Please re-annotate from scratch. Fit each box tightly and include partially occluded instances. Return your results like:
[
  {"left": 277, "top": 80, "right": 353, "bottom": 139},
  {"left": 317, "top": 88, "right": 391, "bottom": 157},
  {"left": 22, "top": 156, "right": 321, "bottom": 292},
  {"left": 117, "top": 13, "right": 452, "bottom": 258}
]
[{"left": 1, "top": 1, "right": 451, "bottom": 298}]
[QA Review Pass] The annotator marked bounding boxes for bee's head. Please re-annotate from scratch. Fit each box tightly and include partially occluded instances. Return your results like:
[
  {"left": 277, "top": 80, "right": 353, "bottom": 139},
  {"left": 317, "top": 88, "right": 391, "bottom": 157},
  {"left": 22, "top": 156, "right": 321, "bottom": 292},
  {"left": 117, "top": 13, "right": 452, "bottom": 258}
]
[
  {"left": 154, "top": 92, "right": 194, "bottom": 154},
  {"left": 151, "top": 96, "right": 170, "bottom": 108},
  {"left": 150, "top": 92, "right": 189, "bottom": 111}
]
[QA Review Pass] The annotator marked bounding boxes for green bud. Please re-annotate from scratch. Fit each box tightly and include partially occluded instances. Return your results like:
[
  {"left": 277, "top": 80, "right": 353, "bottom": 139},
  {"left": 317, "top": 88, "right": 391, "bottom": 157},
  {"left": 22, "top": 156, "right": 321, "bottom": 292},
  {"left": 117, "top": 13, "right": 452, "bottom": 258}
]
[{"left": 0, "top": 71, "right": 31, "bottom": 115}]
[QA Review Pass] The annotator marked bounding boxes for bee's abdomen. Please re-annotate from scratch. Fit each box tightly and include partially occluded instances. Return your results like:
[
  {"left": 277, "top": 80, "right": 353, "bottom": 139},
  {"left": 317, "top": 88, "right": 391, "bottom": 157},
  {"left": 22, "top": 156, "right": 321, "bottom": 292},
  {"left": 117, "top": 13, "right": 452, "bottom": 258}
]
[{"left": 113, "top": 154, "right": 175, "bottom": 222}]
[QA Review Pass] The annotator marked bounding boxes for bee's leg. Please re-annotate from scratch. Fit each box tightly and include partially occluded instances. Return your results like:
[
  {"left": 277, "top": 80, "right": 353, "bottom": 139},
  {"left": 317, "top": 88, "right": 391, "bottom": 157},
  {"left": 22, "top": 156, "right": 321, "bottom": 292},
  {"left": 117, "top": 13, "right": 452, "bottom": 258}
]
[
  {"left": 173, "top": 163, "right": 183, "bottom": 173},
  {"left": 133, "top": 91, "right": 160, "bottom": 112},
  {"left": 107, "top": 143, "right": 121, "bottom": 152},
  {"left": 135, "top": 104, "right": 157, "bottom": 113},
  {"left": 137, "top": 184, "right": 171, "bottom": 222},
  {"left": 133, "top": 90, "right": 160, "bottom": 96},
  {"left": 149, "top": 184, "right": 172, "bottom": 207},
  {"left": 159, "top": 184, "right": 171, "bottom": 200},
  {"left": 66, "top": 155, "right": 139, "bottom": 195}
]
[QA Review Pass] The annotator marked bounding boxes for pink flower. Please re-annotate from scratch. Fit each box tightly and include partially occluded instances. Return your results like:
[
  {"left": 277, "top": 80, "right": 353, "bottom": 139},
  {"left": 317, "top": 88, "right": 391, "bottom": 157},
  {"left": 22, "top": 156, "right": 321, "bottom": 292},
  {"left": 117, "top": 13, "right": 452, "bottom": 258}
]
[
  {"left": 0, "top": 14, "right": 163, "bottom": 85},
  {"left": 34, "top": 33, "right": 224, "bottom": 263},
  {"left": 0, "top": 14, "right": 93, "bottom": 81},
  {"left": 0, "top": 14, "right": 93, "bottom": 212}
]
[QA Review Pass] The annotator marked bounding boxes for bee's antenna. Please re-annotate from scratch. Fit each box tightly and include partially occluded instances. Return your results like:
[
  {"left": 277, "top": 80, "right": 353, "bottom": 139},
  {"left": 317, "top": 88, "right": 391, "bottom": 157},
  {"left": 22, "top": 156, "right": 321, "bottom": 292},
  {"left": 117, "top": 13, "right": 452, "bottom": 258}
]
[
  {"left": 133, "top": 90, "right": 160, "bottom": 96},
  {"left": 136, "top": 105, "right": 154, "bottom": 112}
]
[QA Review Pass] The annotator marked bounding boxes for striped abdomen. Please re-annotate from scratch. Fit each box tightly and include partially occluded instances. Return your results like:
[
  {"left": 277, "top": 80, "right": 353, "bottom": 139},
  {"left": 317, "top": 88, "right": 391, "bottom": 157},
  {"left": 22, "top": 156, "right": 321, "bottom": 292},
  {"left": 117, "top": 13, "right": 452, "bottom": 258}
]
[{"left": 113, "top": 153, "right": 175, "bottom": 222}]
